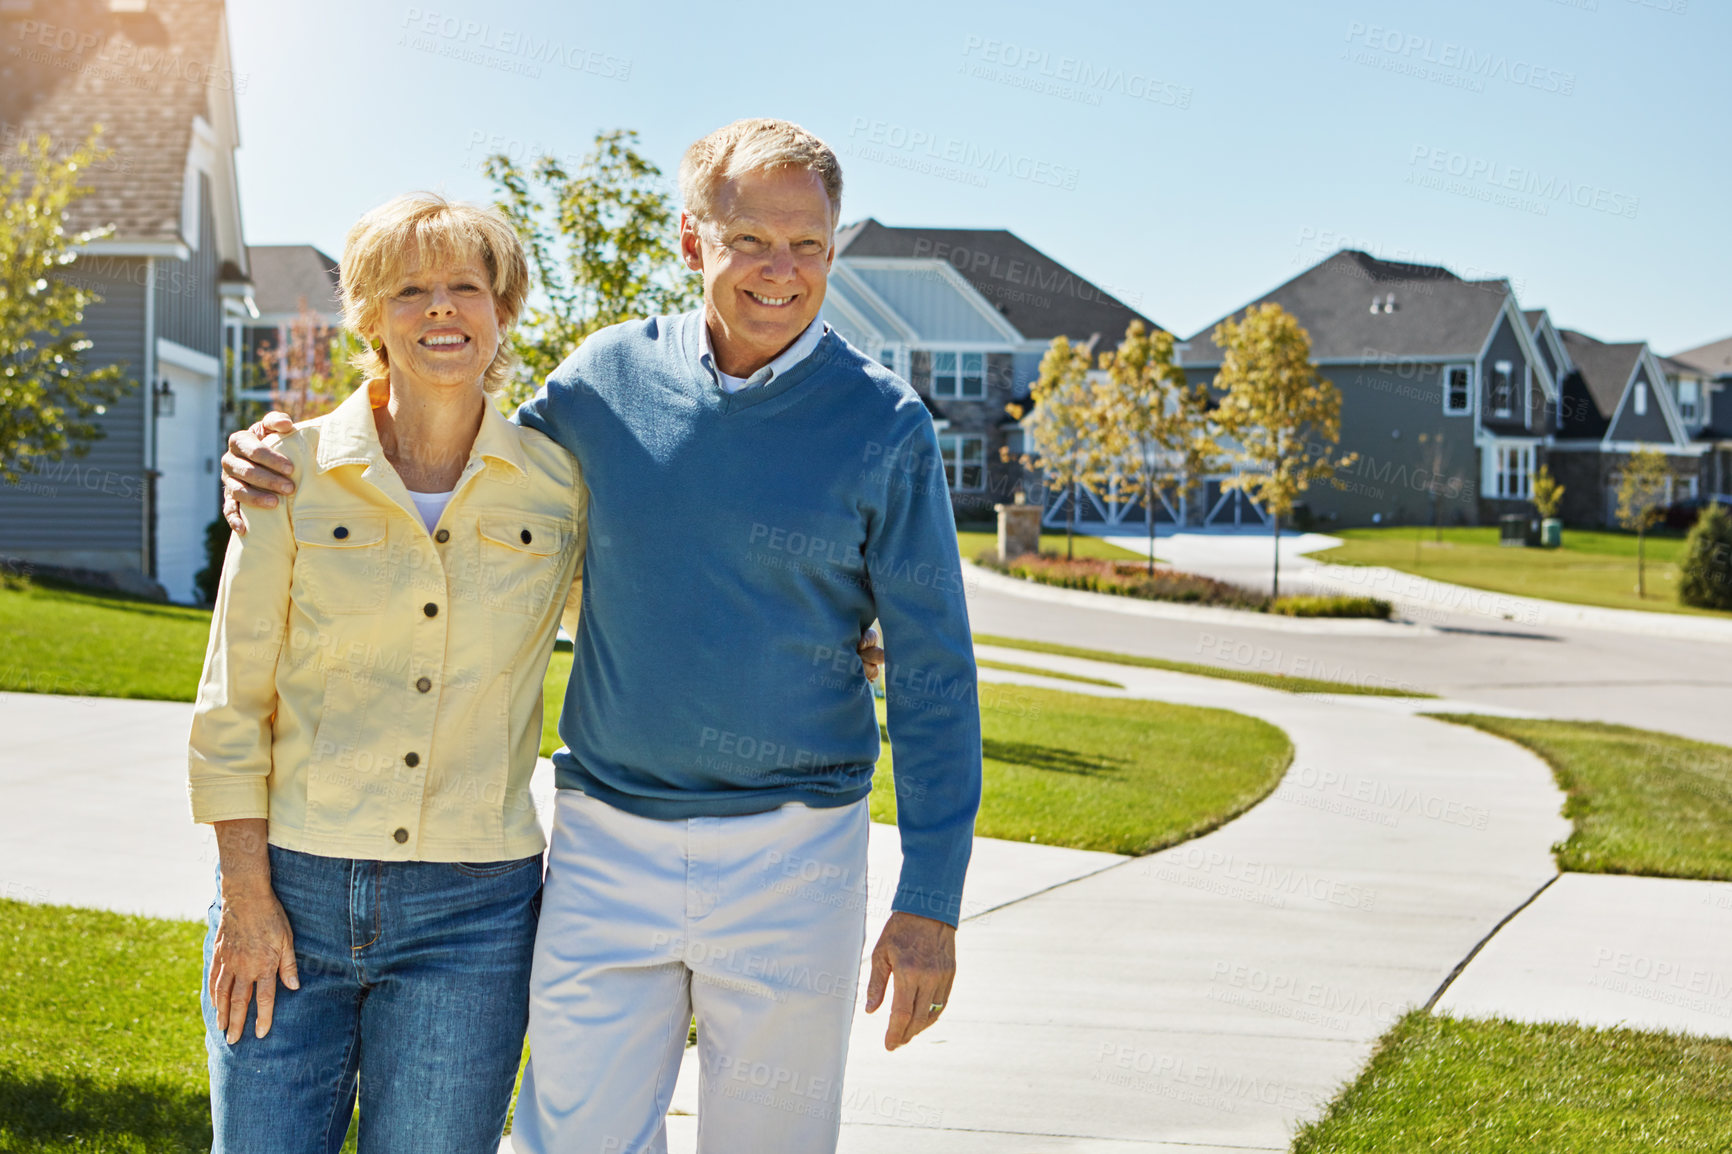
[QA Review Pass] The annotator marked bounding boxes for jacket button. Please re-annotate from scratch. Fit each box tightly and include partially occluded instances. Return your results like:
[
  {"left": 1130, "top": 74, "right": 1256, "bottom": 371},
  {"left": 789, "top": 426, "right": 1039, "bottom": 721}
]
[
  {"left": 520, "top": 528, "right": 533, "bottom": 545},
  {"left": 333, "top": 526, "right": 349, "bottom": 540},
  {"left": 423, "top": 602, "right": 438, "bottom": 617},
  {"left": 393, "top": 828, "right": 409, "bottom": 844},
  {"left": 416, "top": 677, "right": 431, "bottom": 693},
  {"left": 404, "top": 752, "right": 420, "bottom": 767},
  {"left": 435, "top": 528, "right": 449, "bottom": 544}
]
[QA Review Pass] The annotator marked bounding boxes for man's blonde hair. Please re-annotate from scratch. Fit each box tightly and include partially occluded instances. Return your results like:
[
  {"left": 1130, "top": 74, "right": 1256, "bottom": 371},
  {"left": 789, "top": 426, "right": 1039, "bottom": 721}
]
[
  {"left": 340, "top": 192, "right": 530, "bottom": 392},
  {"left": 679, "top": 118, "right": 843, "bottom": 226}
]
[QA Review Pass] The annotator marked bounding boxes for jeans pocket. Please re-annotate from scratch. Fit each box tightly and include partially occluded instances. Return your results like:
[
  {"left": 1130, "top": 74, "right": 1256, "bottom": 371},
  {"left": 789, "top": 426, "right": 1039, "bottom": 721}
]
[{"left": 450, "top": 854, "right": 542, "bottom": 880}]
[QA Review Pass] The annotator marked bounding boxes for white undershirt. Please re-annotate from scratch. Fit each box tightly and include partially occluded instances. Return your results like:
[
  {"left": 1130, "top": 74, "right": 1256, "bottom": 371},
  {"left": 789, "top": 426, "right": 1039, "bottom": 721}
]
[
  {"left": 700, "top": 315, "right": 830, "bottom": 394},
  {"left": 408, "top": 489, "right": 455, "bottom": 533}
]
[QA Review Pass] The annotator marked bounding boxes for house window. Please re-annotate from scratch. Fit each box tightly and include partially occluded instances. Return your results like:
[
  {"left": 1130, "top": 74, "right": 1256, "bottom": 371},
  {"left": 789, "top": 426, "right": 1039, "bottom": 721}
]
[
  {"left": 1444, "top": 364, "right": 1472, "bottom": 415},
  {"left": 1523, "top": 365, "right": 1534, "bottom": 428},
  {"left": 1490, "top": 361, "right": 1514, "bottom": 418},
  {"left": 1493, "top": 443, "right": 1534, "bottom": 499},
  {"left": 1634, "top": 381, "right": 1648, "bottom": 416},
  {"left": 930, "top": 351, "right": 986, "bottom": 399},
  {"left": 1004, "top": 429, "right": 1026, "bottom": 459},
  {"left": 1679, "top": 380, "right": 1700, "bottom": 424},
  {"left": 938, "top": 433, "right": 985, "bottom": 491},
  {"left": 878, "top": 346, "right": 899, "bottom": 376}
]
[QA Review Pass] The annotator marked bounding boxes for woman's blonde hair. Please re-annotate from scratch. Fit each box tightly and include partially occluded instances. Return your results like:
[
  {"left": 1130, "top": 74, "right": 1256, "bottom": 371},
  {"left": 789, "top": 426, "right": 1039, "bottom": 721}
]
[
  {"left": 678, "top": 118, "right": 843, "bottom": 226},
  {"left": 340, "top": 192, "right": 530, "bottom": 392}
]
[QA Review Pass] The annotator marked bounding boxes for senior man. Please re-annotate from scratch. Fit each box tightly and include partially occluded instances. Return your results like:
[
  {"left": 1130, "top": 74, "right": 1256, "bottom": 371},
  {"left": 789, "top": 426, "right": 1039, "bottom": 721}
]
[{"left": 221, "top": 118, "right": 981, "bottom": 1152}]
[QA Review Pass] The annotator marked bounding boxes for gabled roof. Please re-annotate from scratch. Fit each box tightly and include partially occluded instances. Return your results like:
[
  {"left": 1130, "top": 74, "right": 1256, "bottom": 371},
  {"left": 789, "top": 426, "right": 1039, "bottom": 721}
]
[
  {"left": 1556, "top": 329, "right": 1645, "bottom": 441},
  {"left": 0, "top": 0, "right": 231, "bottom": 244},
  {"left": 1670, "top": 335, "right": 1732, "bottom": 379},
  {"left": 1180, "top": 250, "right": 1511, "bottom": 364},
  {"left": 834, "top": 218, "right": 1159, "bottom": 344},
  {"left": 248, "top": 245, "right": 341, "bottom": 319}
]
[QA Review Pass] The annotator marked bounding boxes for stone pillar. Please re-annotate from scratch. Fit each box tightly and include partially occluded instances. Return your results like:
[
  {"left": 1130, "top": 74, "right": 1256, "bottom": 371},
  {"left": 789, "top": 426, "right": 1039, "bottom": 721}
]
[{"left": 995, "top": 493, "right": 1043, "bottom": 562}]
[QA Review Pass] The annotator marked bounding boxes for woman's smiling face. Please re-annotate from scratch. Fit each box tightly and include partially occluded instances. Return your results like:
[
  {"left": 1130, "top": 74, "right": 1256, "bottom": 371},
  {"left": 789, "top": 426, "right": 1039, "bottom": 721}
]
[{"left": 374, "top": 258, "right": 504, "bottom": 392}]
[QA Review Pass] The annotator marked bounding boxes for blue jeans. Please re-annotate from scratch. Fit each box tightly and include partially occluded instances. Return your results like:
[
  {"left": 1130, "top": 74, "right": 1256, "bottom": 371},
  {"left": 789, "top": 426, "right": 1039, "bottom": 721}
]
[{"left": 203, "top": 845, "right": 542, "bottom": 1154}]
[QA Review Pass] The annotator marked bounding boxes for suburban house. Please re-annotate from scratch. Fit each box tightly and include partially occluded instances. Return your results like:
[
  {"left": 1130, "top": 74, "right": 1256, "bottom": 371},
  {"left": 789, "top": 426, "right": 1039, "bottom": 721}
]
[
  {"left": 1176, "top": 250, "right": 1562, "bottom": 530},
  {"left": 0, "top": 0, "right": 251, "bottom": 602},
  {"left": 1549, "top": 327, "right": 1701, "bottom": 525},
  {"left": 823, "top": 218, "right": 1159, "bottom": 519},
  {"left": 1665, "top": 335, "right": 1732, "bottom": 500},
  {"left": 228, "top": 243, "right": 342, "bottom": 403}
]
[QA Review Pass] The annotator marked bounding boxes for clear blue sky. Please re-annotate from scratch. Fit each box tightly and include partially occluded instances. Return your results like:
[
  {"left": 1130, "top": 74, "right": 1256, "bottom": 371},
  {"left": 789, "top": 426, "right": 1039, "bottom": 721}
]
[{"left": 230, "top": 0, "right": 1727, "bottom": 351}]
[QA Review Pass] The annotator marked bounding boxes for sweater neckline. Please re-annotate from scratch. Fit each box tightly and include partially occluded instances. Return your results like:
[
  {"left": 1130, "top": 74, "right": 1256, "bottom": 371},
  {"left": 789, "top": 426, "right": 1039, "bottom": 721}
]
[{"left": 680, "top": 311, "right": 842, "bottom": 416}]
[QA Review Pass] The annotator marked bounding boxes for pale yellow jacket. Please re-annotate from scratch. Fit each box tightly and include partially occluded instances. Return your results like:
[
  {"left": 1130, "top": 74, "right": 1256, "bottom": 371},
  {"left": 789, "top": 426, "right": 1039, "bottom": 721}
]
[{"left": 188, "top": 383, "right": 587, "bottom": 862}]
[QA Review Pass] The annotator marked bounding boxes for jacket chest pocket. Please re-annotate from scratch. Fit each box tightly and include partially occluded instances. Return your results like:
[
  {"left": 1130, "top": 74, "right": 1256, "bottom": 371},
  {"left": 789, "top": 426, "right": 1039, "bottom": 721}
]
[
  {"left": 292, "top": 514, "right": 389, "bottom": 614},
  {"left": 474, "top": 512, "right": 571, "bottom": 616}
]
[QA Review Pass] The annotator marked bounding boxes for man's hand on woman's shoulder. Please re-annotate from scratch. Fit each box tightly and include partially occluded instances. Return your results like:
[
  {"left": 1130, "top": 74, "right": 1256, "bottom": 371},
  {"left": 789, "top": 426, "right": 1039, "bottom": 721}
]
[{"left": 222, "top": 411, "right": 298, "bottom": 534}]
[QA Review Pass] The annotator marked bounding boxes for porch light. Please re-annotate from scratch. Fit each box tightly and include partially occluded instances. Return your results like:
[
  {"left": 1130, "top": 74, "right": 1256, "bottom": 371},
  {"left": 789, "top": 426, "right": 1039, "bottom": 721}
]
[{"left": 154, "top": 379, "right": 175, "bottom": 418}]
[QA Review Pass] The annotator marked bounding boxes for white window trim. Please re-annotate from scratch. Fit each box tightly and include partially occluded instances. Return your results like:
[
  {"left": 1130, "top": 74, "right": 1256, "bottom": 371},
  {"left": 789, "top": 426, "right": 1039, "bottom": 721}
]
[
  {"left": 1677, "top": 379, "right": 1700, "bottom": 425},
  {"left": 938, "top": 432, "right": 987, "bottom": 492},
  {"left": 1491, "top": 360, "right": 1515, "bottom": 420},
  {"left": 927, "top": 349, "right": 988, "bottom": 400},
  {"left": 1634, "top": 381, "right": 1648, "bottom": 416},
  {"left": 1484, "top": 440, "right": 1539, "bottom": 500},
  {"left": 1443, "top": 363, "right": 1474, "bottom": 416}
]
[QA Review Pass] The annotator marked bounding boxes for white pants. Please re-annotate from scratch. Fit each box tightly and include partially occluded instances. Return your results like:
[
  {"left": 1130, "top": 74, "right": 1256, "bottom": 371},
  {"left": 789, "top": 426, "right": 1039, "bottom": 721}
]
[{"left": 512, "top": 790, "right": 871, "bottom": 1154}]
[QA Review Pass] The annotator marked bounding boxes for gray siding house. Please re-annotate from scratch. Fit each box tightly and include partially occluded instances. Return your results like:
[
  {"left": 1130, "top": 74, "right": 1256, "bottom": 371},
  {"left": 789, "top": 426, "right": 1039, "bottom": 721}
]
[
  {"left": 1663, "top": 335, "right": 1732, "bottom": 500},
  {"left": 1177, "top": 250, "right": 1560, "bottom": 529},
  {"left": 228, "top": 244, "right": 343, "bottom": 402},
  {"left": 0, "top": 0, "right": 251, "bottom": 602},
  {"left": 824, "top": 219, "right": 1159, "bottom": 520}
]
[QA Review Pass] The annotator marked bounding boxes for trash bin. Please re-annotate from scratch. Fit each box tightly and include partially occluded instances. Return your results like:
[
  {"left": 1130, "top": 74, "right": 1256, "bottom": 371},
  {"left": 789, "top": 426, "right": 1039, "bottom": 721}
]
[
  {"left": 1498, "top": 514, "right": 1528, "bottom": 547},
  {"left": 1540, "top": 518, "right": 1562, "bottom": 548}
]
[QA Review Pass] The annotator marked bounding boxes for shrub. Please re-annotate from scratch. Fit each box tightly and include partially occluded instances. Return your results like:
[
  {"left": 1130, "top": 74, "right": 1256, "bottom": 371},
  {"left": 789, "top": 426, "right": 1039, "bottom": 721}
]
[
  {"left": 1272, "top": 595, "right": 1393, "bottom": 619},
  {"left": 1679, "top": 502, "right": 1732, "bottom": 610},
  {"left": 979, "top": 550, "right": 1268, "bottom": 610},
  {"left": 194, "top": 517, "right": 232, "bottom": 606}
]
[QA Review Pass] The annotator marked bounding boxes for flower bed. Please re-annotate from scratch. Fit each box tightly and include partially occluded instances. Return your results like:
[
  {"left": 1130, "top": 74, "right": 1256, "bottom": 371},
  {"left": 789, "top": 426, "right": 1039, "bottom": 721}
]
[{"left": 975, "top": 552, "right": 1391, "bottom": 620}]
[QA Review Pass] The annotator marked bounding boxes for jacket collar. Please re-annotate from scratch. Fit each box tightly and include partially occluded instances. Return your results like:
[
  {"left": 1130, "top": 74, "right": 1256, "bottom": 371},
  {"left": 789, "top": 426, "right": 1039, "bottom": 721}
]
[{"left": 313, "top": 379, "right": 528, "bottom": 478}]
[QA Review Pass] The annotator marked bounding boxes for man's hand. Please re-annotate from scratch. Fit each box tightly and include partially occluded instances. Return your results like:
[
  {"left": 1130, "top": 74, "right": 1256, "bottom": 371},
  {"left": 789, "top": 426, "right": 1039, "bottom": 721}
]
[
  {"left": 857, "top": 627, "right": 884, "bottom": 683},
  {"left": 221, "top": 411, "right": 297, "bottom": 534},
  {"left": 864, "top": 911, "right": 956, "bottom": 1050},
  {"left": 208, "top": 882, "right": 299, "bottom": 1043}
]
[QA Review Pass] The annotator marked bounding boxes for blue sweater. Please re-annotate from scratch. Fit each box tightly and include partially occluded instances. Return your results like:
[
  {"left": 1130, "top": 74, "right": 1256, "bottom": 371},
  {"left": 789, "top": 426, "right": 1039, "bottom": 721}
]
[{"left": 519, "top": 311, "right": 982, "bottom": 924}]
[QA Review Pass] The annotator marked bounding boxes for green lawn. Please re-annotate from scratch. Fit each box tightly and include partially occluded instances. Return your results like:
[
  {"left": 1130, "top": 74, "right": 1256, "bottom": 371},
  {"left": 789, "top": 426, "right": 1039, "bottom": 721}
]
[
  {"left": 975, "top": 634, "right": 1433, "bottom": 698},
  {"left": 0, "top": 578, "right": 212, "bottom": 701},
  {"left": 872, "top": 683, "right": 1291, "bottom": 855},
  {"left": 976, "top": 658, "right": 1124, "bottom": 688},
  {"left": 955, "top": 526, "right": 1150, "bottom": 563},
  {"left": 1312, "top": 526, "right": 1721, "bottom": 617},
  {"left": 1293, "top": 1011, "right": 1732, "bottom": 1153},
  {"left": 1437, "top": 715, "right": 1732, "bottom": 881}
]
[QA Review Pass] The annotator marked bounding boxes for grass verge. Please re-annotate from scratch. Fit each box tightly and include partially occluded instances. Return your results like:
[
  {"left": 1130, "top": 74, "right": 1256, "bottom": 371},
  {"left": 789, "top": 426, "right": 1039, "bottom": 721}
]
[
  {"left": 872, "top": 683, "right": 1291, "bottom": 855},
  {"left": 975, "top": 634, "right": 1432, "bottom": 698},
  {"left": 1292, "top": 1010, "right": 1732, "bottom": 1153},
  {"left": 1312, "top": 525, "right": 1724, "bottom": 617},
  {"left": 1435, "top": 715, "right": 1732, "bottom": 880},
  {"left": 0, "top": 579, "right": 211, "bottom": 701},
  {"left": 976, "top": 658, "right": 1124, "bottom": 688},
  {"left": 955, "top": 526, "right": 1149, "bottom": 563}
]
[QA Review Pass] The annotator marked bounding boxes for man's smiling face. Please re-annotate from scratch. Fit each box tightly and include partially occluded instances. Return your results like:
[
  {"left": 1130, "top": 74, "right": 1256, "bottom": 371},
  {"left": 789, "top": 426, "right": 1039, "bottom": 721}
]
[{"left": 681, "top": 165, "right": 835, "bottom": 379}]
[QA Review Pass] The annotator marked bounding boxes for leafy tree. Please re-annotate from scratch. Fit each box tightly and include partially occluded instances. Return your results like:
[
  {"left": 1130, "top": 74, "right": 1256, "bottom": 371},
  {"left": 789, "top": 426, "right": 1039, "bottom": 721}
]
[
  {"left": 1097, "top": 320, "right": 1218, "bottom": 574},
  {"left": 1211, "top": 303, "right": 1354, "bottom": 600},
  {"left": 1008, "top": 336, "right": 1111, "bottom": 560},
  {"left": 1531, "top": 463, "right": 1565, "bottom": 520},
  {"left": 252, "top": 298, "right": 366, "bottom": 422},
  {"left": 487, "top": 129, "right": 700, "bottom": 407},
  {"left": 0, "top": 130, "right": 132, "bottom": 483},
  {"left": 1678, "top": 501, "right": 1732, "bottom": 611},
  {"left": 1615, "top": 448, "right": 1671, "bottom": 598}
]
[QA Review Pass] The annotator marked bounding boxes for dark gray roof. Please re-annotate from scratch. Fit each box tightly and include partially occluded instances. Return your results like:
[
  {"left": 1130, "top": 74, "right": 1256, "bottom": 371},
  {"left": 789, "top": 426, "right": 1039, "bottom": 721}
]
[
  {"left": 0, "top": 0, "right": 228, "bottom": 243},
  {"left": 1523, "top": 309, "right": 1546, "bottom": 328},
  {"left": 248, "top": 245, "right": 341, "bottom": 318},
  {"left": 1669, "top": 335, "right": 1732, "bottom": 379},
  {"left": 834, "top": 218, "right": 1160, "bottom": 344},
  {"left": 1556, "top": 329, "right": 1642, "bottom": 441},
  {"left": 1180, "top": 250, "right": 1510, "bottom": 365}
]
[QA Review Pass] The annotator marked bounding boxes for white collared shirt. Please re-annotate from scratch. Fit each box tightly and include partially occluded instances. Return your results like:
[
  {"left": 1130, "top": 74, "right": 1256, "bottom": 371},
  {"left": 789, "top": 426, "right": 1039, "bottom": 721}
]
[{"left": 699, "top": 314, "right": 829, "bottom": 393}]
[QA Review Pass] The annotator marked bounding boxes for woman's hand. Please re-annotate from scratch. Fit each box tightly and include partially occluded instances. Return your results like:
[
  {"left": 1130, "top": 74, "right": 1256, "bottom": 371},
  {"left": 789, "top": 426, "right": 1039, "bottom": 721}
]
[
  {"left": 857, "top": 626, "right": 884, "bottom": 682},
  {"left": 209, "top": 883, "right": 300, "bottom": 1043}
]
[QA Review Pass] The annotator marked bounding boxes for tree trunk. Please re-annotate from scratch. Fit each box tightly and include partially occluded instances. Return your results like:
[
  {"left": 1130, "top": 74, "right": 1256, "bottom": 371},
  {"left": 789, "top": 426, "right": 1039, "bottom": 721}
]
[
  {"left": 1637, "top": 527, "right": 1646, "bottom": 597},
  {"left": 1145, "top": 477, "right": 1156, "bottom": 576},
  {"left": 1065, "top": 452, "right": 1077, "bottom": 561},
  {"left": 1271, "top": 509, "right": 1282, "bottom": 603}
]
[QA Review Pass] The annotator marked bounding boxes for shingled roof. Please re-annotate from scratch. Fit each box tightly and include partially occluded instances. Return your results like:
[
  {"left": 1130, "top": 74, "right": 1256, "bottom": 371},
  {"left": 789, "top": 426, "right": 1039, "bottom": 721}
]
[
  {"left": 1180, "top": 250, "right": 1511, "bottom": 365},
  {"left": 834, "top": 218, "right": 1159, "bottom": 343},
  {"left": 1670, "top": 335, "right": 1732, "bottom": 379},
  {"left": 1555, "top": 329, "right": 1643, "bottom": 441},
  {"left": 248, "top": 244, "right": 341, "bottom": 318},
  {"left": 0, "top": 0, "right": 230, "bottom": 242}
]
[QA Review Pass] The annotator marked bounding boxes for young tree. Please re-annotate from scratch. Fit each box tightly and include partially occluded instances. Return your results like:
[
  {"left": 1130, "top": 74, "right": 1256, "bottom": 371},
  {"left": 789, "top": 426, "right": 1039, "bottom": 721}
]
[
  {"left": 487, "top": 129, "right": 701, "bottom": 407},
  {"left": 251, "top": 298, "right": 366, "bottom": 423},
  {"left": 1008, "top": 336, "right": 1110, "bottom": 560},
  {"left": 1531, "top": 464, "right": 1565, "bottom": 523},
  {"left": 0, "top": 130, "right": 131, "bottom": 483},
  {"left": 1097, "top": 320, "right": 1218, "bottom": 574},
  {"left": 1615, "top": 448, "right": 1671, "bottom": 598},
  {"left": 1211, "top": 303, "right": 1355, "bottom": 600}
]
